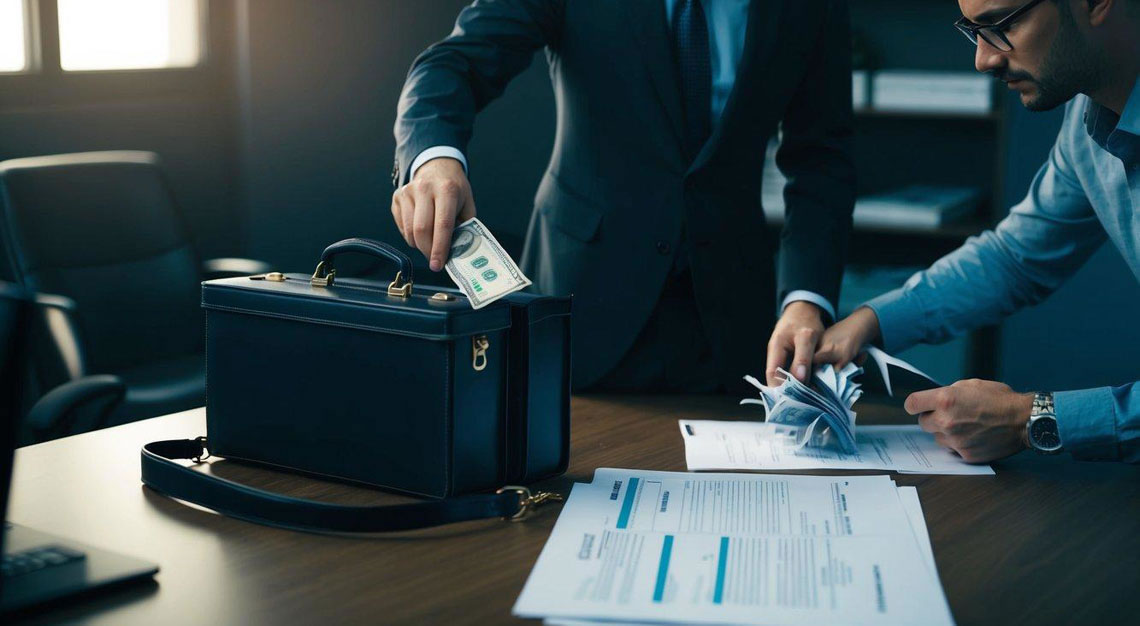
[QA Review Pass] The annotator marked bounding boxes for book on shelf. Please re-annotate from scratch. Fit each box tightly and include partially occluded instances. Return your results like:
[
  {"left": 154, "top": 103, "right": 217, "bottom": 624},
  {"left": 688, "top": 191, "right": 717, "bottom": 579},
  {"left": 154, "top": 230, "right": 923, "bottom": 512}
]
[
  {"left": 871, "top": 70, "right": 993, "bottom": 115},
  {"left": 852, "top": 70, "right": 869, "bottom": 109},
  {"left": 853, "top": 185, "right": 981, "bottom": 229}
]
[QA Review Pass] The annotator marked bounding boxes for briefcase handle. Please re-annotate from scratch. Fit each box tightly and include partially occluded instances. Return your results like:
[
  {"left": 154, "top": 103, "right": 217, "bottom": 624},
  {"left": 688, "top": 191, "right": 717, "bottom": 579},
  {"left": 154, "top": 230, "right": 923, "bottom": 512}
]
[
  {"left": 140, "top": 438, "right": 563, "bottom": 533},
  {"left": 310, "top": 238, "right": 415, "bottom": 297}
]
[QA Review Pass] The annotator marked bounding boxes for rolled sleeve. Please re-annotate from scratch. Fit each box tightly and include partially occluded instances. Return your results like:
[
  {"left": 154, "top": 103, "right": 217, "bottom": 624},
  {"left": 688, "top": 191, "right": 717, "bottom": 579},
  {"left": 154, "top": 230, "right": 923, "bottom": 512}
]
[{"left": 1055, "top": 382, "right": 1140, "bottom": 463}]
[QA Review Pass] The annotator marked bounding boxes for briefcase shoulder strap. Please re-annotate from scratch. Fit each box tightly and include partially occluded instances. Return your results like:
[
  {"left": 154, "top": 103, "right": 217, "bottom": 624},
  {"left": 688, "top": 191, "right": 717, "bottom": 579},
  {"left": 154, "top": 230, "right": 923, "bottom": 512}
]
[{"left": 140, "top": 438, "right": 561, "bottom": 533}]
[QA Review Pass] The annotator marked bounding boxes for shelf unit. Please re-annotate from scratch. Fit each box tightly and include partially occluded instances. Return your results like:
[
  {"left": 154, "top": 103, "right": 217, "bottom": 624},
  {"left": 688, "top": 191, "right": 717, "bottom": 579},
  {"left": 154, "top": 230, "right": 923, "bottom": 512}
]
[{"left": 846, "top": 0, "right": 1013, "bottom": 379}]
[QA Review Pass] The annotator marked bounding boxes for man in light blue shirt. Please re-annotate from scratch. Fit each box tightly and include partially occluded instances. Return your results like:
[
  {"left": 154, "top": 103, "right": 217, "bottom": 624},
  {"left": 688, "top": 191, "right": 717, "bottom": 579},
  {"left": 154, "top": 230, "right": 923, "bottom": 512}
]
[{"left": 817, "top": 0, "right": 1140, "bottom": 463}]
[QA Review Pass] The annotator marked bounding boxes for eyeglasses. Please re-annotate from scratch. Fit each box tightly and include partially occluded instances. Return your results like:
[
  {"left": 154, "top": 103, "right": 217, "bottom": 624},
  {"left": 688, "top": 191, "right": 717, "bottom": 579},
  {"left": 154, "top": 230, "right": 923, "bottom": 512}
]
[{"left": 954, "top": 0, "right": 1048, "bottom": 52}]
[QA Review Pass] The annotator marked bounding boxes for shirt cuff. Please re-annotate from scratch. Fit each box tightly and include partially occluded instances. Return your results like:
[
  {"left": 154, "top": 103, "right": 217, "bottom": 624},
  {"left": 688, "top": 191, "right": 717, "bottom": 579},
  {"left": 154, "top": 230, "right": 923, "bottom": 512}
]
[
  {"left": 407, "top": 146, "right": 468, "bottom": 185},
  {"left": 781, "top": 291, "right": 835, "bottom": 322},
  {"left": 862, "top": 287, "right": 929, "bottom": 354},
  {"left": 1055, "top": 387, "right": 1119, "bottom": 461}
]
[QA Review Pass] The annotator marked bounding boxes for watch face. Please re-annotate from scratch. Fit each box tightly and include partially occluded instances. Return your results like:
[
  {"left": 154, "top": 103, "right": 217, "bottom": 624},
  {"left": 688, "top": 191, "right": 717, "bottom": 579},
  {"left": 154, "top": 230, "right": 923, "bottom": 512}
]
[{"left": 1030, "top": 415, "right": 1062, "bottom": 451}]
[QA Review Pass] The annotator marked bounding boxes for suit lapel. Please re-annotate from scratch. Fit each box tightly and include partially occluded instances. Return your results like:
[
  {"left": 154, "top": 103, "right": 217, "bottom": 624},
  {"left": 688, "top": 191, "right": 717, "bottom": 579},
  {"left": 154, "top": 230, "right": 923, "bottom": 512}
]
[
  {"left": 691, "top": 0, "right": 786, "bottom": 172},
  {"left": 622, "top": 0, "right": 685, "bottom": 153}
]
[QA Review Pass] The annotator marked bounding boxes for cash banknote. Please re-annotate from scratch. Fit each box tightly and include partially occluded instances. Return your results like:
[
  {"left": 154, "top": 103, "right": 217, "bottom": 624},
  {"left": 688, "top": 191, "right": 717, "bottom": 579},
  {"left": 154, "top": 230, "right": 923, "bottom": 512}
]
[
  {"left": 445, "top": 217, "right": 532, "bottom": 309},
  {"left": 740, "top": 348, "right": 942, "bottom": 454},
  {"left": 741, "top": 362, "right": 864, "bottom": 453}
]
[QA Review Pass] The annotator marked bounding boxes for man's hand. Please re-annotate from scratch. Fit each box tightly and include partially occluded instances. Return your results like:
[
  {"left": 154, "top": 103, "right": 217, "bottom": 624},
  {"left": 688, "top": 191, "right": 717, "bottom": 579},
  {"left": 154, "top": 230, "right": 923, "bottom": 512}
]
[
  {"left": 813, "top": 306, "right": 881, "bottom": 369},
  {"left": 390, "top": 157, "right": 476, "bottom": 271},
  {"left": 905, "top": 379, "right": 1034, "bottom": 463},
  {"left": 765, "top": 301, "right": 826, "bottom": 386}
]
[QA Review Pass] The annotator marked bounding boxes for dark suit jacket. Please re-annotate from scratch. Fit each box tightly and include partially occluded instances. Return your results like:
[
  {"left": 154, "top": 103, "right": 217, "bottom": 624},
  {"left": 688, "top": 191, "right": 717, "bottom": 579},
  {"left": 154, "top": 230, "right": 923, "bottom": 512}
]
[{"left": 395, "top": 0, "right": 855, "bottom": 393}]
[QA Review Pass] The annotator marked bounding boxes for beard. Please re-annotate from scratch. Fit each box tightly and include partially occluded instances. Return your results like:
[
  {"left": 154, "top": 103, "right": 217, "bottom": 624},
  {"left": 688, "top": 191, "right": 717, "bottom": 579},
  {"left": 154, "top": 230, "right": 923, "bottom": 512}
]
[{"left": 997, "top": 9, "right": 1104, "bottom": 111}]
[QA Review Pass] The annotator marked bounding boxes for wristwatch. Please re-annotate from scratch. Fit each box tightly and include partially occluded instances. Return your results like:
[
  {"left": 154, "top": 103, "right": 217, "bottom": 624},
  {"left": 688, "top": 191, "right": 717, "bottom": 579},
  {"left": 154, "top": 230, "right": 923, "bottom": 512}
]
[{"left": 1026, "top": 392, "right": 1063, "bottom": 454}]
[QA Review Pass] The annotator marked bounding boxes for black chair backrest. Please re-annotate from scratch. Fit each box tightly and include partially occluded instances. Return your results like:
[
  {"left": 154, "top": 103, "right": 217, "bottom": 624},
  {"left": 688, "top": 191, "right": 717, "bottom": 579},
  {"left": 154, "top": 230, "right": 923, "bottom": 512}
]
[
  {"left": 0, "top": 152, "right": 203, "bottom": 373},
  {"left": 0, "top": 282, "right": 30, "bottom": 548}
]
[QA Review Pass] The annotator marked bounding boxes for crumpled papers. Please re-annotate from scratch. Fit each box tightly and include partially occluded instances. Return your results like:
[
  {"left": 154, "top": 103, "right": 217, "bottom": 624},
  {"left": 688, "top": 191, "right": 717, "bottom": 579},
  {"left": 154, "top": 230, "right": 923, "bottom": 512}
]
[{"left": 741, "top": 362, "right": 863, "bottom": 453}]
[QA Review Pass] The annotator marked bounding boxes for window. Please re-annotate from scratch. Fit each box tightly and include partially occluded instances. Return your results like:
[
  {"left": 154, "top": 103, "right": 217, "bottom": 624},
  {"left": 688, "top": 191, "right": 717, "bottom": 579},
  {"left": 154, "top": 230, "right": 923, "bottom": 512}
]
[
  {"left": 0, "top": 0, "right": 29, "bottom": 73},
  {"left": 57, "top": 0, "right": 203, "bottom": 72}
]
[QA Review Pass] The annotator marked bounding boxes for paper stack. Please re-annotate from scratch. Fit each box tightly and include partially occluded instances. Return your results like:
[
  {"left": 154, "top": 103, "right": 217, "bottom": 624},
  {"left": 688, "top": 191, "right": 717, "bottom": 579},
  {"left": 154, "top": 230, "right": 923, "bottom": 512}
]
[{"left": 513, "top": 468, "right": 956, "bottom": 626}]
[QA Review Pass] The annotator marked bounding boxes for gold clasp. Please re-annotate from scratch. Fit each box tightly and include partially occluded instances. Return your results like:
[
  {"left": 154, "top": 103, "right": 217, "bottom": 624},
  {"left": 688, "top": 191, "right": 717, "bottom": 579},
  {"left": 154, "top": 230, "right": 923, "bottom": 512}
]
[
  {"left": 310, "top": 261, "right": 335, "bottom": 288},
  {"left": 472, "top": 335, "right": 490, "bottom": 371},
  {"left": 387, "top": 271, "right": 412, "bottom": 298},
  {"left": 495, "top": 485, "right": 565, "bottom": 521}
]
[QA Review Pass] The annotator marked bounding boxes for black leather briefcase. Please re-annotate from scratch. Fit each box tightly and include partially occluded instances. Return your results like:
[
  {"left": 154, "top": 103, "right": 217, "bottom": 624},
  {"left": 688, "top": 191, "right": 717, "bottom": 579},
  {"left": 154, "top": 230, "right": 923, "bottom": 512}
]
[{"left": 141, "top": 238, "right": 571, "bottom": 532}]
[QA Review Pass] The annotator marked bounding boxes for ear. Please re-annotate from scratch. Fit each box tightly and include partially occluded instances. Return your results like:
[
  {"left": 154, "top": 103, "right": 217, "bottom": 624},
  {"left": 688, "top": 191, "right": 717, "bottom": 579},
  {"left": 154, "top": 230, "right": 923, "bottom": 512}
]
[{"left": 1086, "top": 0, "right": 1115, "bottom": 27}]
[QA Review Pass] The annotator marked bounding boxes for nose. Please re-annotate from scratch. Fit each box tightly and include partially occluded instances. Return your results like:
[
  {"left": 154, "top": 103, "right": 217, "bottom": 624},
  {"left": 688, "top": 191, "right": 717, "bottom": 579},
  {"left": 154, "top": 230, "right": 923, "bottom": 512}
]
[{"left": 974, "top": 37, "right": 1005, "bottom": 75}]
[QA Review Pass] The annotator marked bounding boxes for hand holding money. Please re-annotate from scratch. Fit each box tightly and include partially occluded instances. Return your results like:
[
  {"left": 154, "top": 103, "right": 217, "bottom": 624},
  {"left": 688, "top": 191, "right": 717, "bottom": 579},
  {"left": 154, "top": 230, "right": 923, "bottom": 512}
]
[
  {"left": 390, "top": 157, "right": 476, "bottom": 272},
  {"left": 445, "top": 218, "right": 532, "bottom": 309}
]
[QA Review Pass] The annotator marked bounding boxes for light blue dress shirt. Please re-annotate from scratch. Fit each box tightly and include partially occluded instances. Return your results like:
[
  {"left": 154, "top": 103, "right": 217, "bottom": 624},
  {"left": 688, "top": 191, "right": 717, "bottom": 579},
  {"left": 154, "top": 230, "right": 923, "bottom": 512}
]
[
  {"left": 866, "top": 79, "right": 1140, "bottom": 464},
  {"left": 411, "top": 0, "right": 835, "bottom": 319}
]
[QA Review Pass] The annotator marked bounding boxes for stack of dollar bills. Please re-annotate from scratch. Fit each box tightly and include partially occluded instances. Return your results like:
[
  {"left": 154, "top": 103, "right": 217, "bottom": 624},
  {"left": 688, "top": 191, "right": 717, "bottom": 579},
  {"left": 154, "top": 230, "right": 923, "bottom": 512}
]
[{"left": 741, "top": 362, "right": 864, "bottom": 453}]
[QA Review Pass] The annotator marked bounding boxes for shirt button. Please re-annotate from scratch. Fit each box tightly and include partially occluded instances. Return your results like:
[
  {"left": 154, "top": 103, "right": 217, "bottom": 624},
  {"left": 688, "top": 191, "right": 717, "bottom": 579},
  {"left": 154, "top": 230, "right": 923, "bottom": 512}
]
[{"left": 656, "top": 241, "right": 672, "bottom": 255}]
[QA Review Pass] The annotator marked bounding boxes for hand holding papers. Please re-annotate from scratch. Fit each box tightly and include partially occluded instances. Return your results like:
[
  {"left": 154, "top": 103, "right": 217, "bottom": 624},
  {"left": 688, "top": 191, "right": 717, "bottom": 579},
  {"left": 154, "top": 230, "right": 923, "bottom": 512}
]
[{"left": 742, "top": 362, "right": 864, "bottom": 454}]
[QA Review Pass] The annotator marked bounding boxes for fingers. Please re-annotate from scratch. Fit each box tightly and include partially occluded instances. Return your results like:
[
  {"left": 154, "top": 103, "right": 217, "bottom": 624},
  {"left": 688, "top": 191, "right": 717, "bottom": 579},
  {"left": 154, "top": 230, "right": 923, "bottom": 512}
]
[
  {"left": 430, "top": 186, "right": 459, "bottom": 271},
  {"left": 765, "top": 339, "right": 791, "bottom": 387},
  {"left": 791, "top": 328, "right": 818, "bottom": 382},
  {"left": 458, "top": 190, "right": 477, "bottom": 223},
  {"left": 411, "top": 185, "right": 436, "bottom": 261},
  {"left": 813, "top": 335, "right": 854, "bottom": 369},
  {"left": 904, "top": 387, "right": 952, "bottom": 415},
  {"left": 393, "top": 188, "right": 414, "bottom": 247}
]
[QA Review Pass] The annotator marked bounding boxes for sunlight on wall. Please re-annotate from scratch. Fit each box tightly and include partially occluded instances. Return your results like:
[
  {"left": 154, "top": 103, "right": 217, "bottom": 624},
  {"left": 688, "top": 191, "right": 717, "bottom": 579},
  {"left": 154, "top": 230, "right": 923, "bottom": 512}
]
[
  {"left": 58, "top": 0, "right": 202, "bottom": 71},
  {"left": 0, "top": 0, "right": 28, "bottom": 73}
]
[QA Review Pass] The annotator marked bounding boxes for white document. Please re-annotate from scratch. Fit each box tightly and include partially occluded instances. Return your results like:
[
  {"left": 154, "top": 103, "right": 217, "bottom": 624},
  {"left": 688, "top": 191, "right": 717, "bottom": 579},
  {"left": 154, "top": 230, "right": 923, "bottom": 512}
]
[
  {"left": 514, "top": 469, "right": 955, "bottom": 626},
  {"left": 681, "top": 420, "right": 994, "bottom": 475},
  {"left": 543, "top": 486, "right": 942, "bottom": 626}
]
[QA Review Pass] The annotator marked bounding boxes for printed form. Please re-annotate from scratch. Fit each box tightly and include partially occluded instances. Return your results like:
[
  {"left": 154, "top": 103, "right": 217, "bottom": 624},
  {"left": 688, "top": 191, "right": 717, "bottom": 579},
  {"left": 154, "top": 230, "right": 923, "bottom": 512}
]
[
  {"left": 681, "top": 420, "right": 995, "bottom": 475},
  {"left": 514, "top": 469, "right": 955, "bottom": 626}
]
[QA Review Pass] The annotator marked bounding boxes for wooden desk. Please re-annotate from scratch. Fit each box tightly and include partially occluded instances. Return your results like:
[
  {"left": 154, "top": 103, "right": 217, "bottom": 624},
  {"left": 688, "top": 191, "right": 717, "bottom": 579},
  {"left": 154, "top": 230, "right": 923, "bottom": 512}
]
[{"left": 9, "top": 396, "right": 1140, "bottom": 625}]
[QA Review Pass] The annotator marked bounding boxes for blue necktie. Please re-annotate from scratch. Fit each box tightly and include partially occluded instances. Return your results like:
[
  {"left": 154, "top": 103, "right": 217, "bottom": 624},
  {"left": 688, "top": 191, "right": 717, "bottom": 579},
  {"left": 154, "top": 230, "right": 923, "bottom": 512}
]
[{"left": 672, "top": 0, "right": 712, "bottom": 161}]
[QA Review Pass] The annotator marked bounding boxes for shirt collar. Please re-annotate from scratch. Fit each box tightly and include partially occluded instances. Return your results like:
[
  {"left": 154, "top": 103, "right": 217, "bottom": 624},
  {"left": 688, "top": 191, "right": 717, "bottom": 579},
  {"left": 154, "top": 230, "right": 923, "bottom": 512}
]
[{"left": 1084, "top": 76, "right": 1140, "bottom": 166}]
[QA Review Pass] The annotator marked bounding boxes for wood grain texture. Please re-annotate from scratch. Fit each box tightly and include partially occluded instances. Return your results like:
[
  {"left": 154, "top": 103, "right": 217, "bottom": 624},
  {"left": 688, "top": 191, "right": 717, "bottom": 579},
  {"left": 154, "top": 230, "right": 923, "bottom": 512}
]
[{"left": 8, "top": 395, "right": 1140, "bottom": 625}]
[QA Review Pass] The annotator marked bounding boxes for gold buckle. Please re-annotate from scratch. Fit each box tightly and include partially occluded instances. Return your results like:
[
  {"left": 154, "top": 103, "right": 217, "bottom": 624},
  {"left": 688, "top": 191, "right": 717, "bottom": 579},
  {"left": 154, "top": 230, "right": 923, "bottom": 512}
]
[
  {"left": 310, "top": 261, "right": 336, "bottom": 288},
  {"left": 387, "top": 270, "right": 412, "bottom": 298},
  {"left": 495, "top": 485, "right": 564, "bottom": 521}
]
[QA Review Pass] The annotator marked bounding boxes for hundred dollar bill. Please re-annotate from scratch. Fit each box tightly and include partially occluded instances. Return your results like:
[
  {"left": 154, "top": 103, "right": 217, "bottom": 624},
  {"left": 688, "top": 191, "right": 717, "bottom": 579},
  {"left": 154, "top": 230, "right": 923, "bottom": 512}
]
[{"left": 445, "top": 217, "right": 532, "bottom": 309}]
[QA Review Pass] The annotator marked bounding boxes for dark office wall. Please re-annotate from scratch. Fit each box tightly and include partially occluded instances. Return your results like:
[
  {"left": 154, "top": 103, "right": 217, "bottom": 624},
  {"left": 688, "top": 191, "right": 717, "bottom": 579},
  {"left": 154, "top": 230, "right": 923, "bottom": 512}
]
[
  {"left": 0, "top": 101, "right": 239, "bottom": 262},
  {"left": 237, "top": 0, "right": 554, "bottom": 274}
]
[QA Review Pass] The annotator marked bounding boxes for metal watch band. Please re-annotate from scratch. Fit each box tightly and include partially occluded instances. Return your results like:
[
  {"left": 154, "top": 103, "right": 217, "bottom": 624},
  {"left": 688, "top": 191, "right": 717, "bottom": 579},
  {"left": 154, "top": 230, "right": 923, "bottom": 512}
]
[{"left": 1032, "top": 392, "right": 1054, "bottom": 415}]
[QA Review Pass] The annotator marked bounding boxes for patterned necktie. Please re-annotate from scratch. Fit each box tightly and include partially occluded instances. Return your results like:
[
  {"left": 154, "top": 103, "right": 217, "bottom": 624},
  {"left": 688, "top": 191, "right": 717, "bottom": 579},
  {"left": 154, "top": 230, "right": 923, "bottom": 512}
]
[{"left": 672, "top": 0, "right": 712, "bottom": 161}]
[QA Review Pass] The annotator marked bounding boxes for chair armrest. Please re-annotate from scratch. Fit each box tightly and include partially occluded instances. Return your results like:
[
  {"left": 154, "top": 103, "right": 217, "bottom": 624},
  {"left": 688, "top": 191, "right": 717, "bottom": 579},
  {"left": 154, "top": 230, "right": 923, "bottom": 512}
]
[
  {"left": 32, "top": 292, "right": 86, "bottom": 381},
  {"left": 26, "top": 374, "right": 126, "bottom": 442},
  {"left": 201, "top": 257, "right": 275, "bottom": 280}
]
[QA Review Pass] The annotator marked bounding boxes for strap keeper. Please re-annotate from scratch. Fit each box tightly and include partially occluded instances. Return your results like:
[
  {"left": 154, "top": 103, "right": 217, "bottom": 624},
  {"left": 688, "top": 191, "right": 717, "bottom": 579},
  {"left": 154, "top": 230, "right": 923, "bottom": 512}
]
[{"left": 191, "top": 436, "right": 211, "bottom": 463}]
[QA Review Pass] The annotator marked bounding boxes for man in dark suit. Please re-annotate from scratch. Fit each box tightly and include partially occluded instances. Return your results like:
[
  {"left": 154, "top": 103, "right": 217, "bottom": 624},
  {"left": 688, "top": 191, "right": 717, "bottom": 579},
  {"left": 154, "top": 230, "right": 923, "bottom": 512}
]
[{"left": 391, "top": 0, "right": 855, "bottom": 394}]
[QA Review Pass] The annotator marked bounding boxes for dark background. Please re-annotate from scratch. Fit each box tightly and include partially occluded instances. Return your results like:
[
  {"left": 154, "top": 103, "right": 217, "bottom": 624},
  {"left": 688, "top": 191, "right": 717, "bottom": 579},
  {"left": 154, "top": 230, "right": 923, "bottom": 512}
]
[{"left": 1, "top": 0, "right": 1137, "bottom": 393}]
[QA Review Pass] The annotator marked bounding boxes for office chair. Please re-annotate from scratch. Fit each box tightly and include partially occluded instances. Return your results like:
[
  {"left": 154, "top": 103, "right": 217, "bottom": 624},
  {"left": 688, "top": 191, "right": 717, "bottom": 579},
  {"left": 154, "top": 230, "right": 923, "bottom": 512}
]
[
  {"left": 0, "top": 151, "right": 270, "bottom": 429},
  {"left": 0, "top": 282, "right": 125, "bottom": 445}
]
